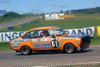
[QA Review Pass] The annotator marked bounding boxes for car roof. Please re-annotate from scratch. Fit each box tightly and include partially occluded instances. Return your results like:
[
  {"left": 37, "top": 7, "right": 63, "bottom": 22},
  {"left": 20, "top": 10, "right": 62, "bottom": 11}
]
[{"left": 29, "top": 26, "right": 58, "bottom": 31}]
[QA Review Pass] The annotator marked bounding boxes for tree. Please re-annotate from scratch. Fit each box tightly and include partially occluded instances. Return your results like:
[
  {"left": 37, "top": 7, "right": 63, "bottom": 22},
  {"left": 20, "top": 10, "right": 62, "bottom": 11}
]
[
  {"left": 4, "top": 12, "right": 20, "bottom": 19},
  {"left": 60, "top": 10, "right": 64, "bottom": 13}
]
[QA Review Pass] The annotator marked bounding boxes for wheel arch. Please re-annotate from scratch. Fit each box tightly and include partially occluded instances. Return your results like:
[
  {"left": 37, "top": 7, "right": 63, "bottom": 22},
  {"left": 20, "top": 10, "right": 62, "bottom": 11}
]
[
  {"left": 61, "top": 42, "right": 79, "bottom": 50},
  {"left": 63, "top": 43, "right": 74, "bottom": 51},
  {"left": 17, "top": 42, "right": 34, "bottom": 51}
]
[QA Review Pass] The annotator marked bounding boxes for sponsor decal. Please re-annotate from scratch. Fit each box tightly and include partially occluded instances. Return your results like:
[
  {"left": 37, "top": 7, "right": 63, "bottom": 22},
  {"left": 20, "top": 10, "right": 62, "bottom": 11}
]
[
  {"left": 46, "top": 38, "right": 51, "bottom": 41},
  {"left": 13, "top": 39, "right": 40, "bottom": 42},
  {"left": 57, "top": 38, "right": 80, "bottom": 40},
  {"left": 45, "top": 13, "right": 64, "bottom": 20},
  {"left": 33, "top": 43, "right": 51, "bottom": 48},
  {"left": 13, "top": 38, "right": 52, "bottom": 43}
]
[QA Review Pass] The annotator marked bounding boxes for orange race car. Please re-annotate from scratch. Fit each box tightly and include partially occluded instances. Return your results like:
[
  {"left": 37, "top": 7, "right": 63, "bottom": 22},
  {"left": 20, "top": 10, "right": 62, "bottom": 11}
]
[{"left": 10, "top": 26, "right": 91, "bottom": 55}]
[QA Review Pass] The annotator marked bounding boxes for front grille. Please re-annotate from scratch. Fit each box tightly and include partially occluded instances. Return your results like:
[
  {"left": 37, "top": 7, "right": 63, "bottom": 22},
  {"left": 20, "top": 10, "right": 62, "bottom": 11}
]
[{"left": 80, "top": 37, "right": 91, "bottom": 48}]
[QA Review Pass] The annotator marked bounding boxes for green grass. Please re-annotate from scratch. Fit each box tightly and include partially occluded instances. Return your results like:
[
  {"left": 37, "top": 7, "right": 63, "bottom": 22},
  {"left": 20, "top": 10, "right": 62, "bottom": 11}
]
[
  {"left": 91, "top": 37, "right": 100, "bottom": 45},
  {"left": 0, "top": 42, "right": 11, "bottom": 51}
]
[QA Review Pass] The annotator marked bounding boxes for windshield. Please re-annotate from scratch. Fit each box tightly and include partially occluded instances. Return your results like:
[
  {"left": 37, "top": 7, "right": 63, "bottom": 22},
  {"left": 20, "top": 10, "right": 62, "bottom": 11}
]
[{"left": 52, "top": 28, "right": 65, "bottom": 36}]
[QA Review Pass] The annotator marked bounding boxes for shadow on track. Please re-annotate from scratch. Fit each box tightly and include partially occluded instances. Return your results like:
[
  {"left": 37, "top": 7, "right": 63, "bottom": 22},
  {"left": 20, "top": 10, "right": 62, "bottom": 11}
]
[{"left": 15, "top": 49, "right": 93, "bottom": 56}]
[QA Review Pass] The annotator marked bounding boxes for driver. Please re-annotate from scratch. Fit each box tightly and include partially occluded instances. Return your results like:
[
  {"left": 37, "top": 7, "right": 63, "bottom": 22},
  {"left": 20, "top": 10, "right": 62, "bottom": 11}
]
[{"left": 42, "top": 30, "right": 50, "bottom": 38}]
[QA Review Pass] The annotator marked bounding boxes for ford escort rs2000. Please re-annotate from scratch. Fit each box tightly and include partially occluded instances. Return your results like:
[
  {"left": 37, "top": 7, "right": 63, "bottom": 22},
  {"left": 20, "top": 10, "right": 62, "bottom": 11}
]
[{"left": 10, "top": 26, "right": 91, "bottom": 55}]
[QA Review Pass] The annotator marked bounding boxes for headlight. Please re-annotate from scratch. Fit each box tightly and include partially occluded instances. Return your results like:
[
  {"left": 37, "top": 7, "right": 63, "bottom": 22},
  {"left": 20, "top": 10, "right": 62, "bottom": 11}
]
[{"left": 76, "top": 41, "right": 81, "bottom": 45}]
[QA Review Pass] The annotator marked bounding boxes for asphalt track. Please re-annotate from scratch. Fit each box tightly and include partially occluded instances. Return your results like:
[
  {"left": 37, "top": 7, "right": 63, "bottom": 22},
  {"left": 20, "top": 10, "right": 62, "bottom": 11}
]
[
  {"left": 0, "top": 45, "right": 100, "bottom": 67},
  {"left": 0, "top": 16, "right": 40, "bottom": 29}
]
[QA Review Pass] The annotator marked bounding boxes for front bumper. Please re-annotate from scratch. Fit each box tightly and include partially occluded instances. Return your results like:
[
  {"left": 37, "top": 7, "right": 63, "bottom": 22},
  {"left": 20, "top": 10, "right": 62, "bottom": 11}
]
[
  {"left": 77, "top": 45, "right": 89, "bottom": 51},
  {"left": 79, "top": 36, "right": 91, "bottom": 50},
  {"left": 77, "top": 43, "right": 90, "bottom": 51},
  {"left": 80, "top": 42, "right": 90, "bottom": 49}
]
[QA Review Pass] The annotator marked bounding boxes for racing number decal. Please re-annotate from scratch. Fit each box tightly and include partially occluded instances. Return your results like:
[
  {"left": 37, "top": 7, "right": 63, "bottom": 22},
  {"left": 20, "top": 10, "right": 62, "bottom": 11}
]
[{"left": 51, "top": 39, "right": 59, "bottom": 48}]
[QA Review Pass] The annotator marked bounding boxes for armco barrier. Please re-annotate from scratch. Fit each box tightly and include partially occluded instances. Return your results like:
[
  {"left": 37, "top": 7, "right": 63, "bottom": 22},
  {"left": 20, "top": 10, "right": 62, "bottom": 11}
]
[
  {"left": 8, "top": 26, "right": 14, "bottom": 30},
  {"left": 34, "top": 21, "right": 38, "bottom": 23},
  {"left": 30, "top": 22, "right": 33, "bottom": 24},
  {"left": 97, "top": 26, "right": 100, "bottom": 37}
]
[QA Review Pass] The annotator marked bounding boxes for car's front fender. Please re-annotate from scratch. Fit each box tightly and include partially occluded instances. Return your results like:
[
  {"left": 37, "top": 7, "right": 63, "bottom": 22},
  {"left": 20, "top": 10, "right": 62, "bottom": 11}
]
[{"left": 61, "top": 40, "right": 80, "bottom": 50}]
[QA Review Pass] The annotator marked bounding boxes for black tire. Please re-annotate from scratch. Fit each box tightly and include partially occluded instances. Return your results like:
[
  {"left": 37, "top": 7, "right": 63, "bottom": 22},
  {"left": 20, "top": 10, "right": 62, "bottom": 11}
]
[
  {"left": 21, "top": 46, "right": 32, "bottom": 55},
  {"left": 64, "top": 43, "right": 75, "bottom": 54}
]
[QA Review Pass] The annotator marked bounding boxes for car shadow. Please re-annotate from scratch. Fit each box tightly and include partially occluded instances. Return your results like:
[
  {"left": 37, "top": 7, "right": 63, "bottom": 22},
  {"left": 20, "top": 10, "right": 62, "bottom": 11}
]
[
  {"left": 75, "top": 49, "right": 93, "bottom": 54},
  {"left": 16, "top": 49, "right": 93, "bottom": 56}
]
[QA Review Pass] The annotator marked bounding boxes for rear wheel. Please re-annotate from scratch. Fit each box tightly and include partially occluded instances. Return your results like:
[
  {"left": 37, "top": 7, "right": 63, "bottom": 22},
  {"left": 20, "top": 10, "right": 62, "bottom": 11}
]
[
  {"left": 64, "top": 43, "right": 75, "bottom": 54},
  {"left": 21, "top": 46, "right": 32, "bottom": 55}
]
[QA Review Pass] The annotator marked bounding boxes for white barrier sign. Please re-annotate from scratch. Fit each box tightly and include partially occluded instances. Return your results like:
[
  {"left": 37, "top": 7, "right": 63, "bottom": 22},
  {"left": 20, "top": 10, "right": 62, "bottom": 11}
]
[
  {"left": 45, "top": 13, "right": 64, "bottom": 20},
  {"left": 64, "top": 27, "right": 95, "bottom": 36},
  {"left": 0, "top": 32, "right": 26, "bottom": 42},
  {"left": 0, "top": 27, "right": 95, "bottom": 42}
]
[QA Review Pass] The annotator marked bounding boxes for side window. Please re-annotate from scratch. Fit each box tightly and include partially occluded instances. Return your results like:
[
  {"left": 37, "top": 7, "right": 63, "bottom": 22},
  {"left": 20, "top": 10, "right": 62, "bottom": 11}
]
[
  {"left": 22, "top": 30, "right": 38, "bottom": 39},
  {"left": 39, "top": 30, "right": 51, "bottom": 38}
]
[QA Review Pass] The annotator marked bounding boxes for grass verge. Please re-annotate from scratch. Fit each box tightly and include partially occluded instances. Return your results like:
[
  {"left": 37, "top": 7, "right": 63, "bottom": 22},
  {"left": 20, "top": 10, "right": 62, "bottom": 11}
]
[
  {"left": 91, "top": 37, "right": 100, "bottom": 45},
  {"left": 0, "top": 42, "right": 11, "bottom": 52}
]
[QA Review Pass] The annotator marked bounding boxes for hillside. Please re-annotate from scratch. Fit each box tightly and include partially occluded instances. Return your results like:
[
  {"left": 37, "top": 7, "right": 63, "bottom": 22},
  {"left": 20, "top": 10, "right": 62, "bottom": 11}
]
[
  {"left": 0, "top": 14, "right": 100, "bottom": 32},
  {"left": 0, "top": 12, "right": 35, "bottom": 24},
  {"left": 65, "top": 7, "right": 100, "bottom": 14}
]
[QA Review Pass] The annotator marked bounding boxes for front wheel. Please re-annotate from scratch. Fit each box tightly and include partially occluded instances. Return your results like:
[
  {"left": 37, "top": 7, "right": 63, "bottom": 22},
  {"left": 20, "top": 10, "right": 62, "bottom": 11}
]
[
  {"left": 64, "top": 43, "right": 75, "bottom": 54},
  {"left": 21, "top": 46, "right": 32, "bottom": 55}
]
